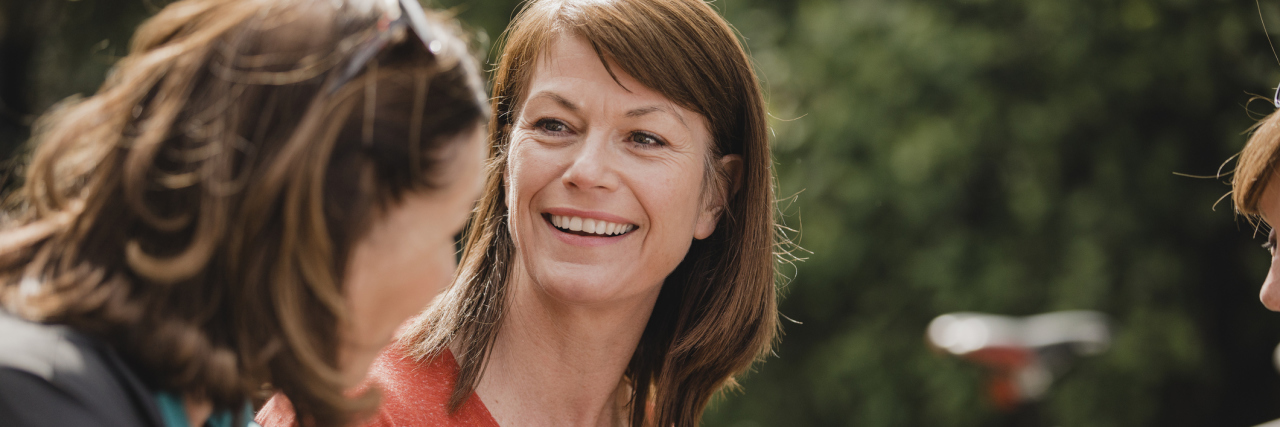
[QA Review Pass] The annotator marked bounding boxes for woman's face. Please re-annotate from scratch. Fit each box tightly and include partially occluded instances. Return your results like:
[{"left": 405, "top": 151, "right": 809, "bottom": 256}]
[
  {"left": 1258, "top": 172, "right": 1280, "bottom": 311},
  {"left": 338, "top": 126, "right": 485, "bottom": 385},
  {"left": 504, "top": 34, "right": 734, "bottom": 305}
]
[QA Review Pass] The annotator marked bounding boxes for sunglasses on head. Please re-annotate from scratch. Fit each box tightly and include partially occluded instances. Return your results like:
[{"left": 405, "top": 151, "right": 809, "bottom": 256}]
[
  {"left": 328, "top": 0, "right": 442, "bottom": 94},
  {"left": 1274, "top": 81, "right": 1280, "bottom": 108}
]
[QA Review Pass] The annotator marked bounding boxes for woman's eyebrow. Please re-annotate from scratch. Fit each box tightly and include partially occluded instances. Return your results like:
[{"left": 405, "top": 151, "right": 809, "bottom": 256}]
[
  {"left": 626, "top": 105, "right": 690, "bottom": 129},
  {"left": 529, "top": 92, "right": 579, "bottom": 112},
  {"left": 529, "top": 91, "right": 691, "bottom": 130}
]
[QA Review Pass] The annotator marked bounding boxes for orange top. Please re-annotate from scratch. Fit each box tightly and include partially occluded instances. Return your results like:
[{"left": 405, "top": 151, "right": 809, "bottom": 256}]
[{"left": 255, "top": 344, "right": 498, "bottom": 427}]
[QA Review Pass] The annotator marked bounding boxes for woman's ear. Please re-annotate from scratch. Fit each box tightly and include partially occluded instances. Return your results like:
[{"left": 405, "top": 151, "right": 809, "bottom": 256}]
[
  {"left": 722, "top": 153, "right": 743, "bottom": 198},
  {"left": 694, "top": 154, "right": 743, "bottom": 240}
]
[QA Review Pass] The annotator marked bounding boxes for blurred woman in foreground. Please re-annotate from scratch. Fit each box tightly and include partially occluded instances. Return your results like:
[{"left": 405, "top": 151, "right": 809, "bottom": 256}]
[
  {"left": 0, "top": 0, "right": 487, "bottom": 426},
  {"left": 262, "top": 0, "right": 789, "bottom": 425}
]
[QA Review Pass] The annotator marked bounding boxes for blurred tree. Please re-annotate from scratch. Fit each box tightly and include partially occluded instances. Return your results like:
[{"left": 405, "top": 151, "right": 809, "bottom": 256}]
[
  {"left": 704, "top": 0, "right": 1280, "bottom": 426},
  {"left": 4, "top": 0, "right": 1280, "bottom": 426},
  {"left": 0, "top": 0, "right": 152, "bottom": 159}
]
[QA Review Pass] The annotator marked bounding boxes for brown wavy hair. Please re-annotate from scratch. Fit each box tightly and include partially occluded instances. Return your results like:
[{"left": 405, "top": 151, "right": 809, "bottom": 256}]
[
  {"left": 400, "top": 0, "right": 787, "bottom": 425},
  {"left": 1234, "top": 102, "right": 1280, "bottom": 218},
  {"left": 0, "top": 0, "right": 486, "bottom": 425}
]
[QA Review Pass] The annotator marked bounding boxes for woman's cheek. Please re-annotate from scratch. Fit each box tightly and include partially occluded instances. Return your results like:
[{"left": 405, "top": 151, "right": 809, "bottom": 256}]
[
  {"left": 648, "top": 162, "right": 704, "bottom": 229},
  {"left": 510, "top": 139, "right": 563, "bottom": 200}
]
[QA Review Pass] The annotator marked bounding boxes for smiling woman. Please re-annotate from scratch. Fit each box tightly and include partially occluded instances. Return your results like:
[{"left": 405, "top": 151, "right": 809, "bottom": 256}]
[{"left": 269, "top": 0, "right": 787, "bottom": 425}]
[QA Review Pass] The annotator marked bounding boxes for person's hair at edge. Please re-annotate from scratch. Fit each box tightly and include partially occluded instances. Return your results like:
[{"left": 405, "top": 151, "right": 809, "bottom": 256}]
[
  {"left": 1234, "top": 98, "right": 1280, "bottom": 220},
  {"left": 0, "top": 0, "right": 486, "bottom": 426},
  {"left": 399, "top": 0, "right": 790, "bottom": 425}
]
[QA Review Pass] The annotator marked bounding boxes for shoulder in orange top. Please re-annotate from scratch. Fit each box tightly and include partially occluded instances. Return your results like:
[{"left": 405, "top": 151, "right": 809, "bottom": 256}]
[{"left": 255, "top": 343, "right": 498, "bottom": 427}]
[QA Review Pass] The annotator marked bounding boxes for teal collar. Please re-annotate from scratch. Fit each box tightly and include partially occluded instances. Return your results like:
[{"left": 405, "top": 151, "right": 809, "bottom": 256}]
[{"left": 154, "top": 392, "right": 258, "bottom": 427}]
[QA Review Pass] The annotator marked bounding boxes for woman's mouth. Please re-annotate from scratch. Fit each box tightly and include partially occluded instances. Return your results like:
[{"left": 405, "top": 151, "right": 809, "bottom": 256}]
[{"left": 545, "top": 214, "right": 636, "bottom": 237}]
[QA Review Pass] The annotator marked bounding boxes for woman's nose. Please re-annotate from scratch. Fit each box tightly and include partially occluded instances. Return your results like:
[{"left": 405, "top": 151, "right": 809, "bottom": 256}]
[
  {"left": 1263, "top": 259, "right": 1280, "bottom": 311},
  {"left": 561, "top": 132, "right": 618, "bottom": 191}
]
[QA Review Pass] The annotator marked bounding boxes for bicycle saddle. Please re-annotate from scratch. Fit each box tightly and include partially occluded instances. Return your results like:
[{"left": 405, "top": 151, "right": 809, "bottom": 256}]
[{"left": 926, "top": 310, "right": 1110, "bottom": 408}]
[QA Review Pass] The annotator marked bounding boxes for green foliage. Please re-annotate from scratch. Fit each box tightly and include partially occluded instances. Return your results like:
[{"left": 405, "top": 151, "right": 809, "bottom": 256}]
[
  {"left": 703, "top": 0, "right": 1280, "bottom": 425},
  {"left": 6, "top": 0, "right": 1280, "bottom": 425}
]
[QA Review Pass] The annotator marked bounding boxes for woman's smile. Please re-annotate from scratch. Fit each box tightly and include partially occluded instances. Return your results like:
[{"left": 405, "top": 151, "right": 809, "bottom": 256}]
[{"left": 543, "top": 208, "right": 639, "bottom": 243}]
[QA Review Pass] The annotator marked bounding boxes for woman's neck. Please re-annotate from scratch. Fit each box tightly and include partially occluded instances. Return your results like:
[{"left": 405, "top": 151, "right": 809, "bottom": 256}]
[
  {"left": 186, "top": 396, "right": 212, "bottom": 427},
  {"left": 473, "top": 268, "right": 661, "bottom": 427}
]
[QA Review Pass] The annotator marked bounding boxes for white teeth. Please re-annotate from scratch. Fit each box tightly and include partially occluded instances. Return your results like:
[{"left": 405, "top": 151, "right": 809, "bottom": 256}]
[{"left": 549, "top": 214, "right": 634, "bottom": 236}]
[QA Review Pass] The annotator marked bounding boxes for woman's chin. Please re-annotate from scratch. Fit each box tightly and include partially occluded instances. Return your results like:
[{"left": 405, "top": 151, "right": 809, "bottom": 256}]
[
  {"left": 528, "top": 270, "right": 656, "bottom": 307},
  {"left": 536, "top": 278, "right": 631, "bottom": 305}
]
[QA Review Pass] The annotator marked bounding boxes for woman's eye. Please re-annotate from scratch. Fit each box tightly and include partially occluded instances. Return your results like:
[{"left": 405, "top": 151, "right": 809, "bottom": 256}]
[
  {"left": 629, "top": 131, "right": 665, "bottom": 147},
  {"left": 1267, "top": 229, "right": 1278, "bottom": 256},
  {"left": 536, "top": 119, "right": 569, "bottom": 133}
]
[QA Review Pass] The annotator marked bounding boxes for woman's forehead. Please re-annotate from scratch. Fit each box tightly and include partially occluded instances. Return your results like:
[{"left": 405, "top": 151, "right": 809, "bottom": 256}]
[
  {"left": 1261, "top": 171, "right": 1280, "bottom": 226},
  {"left": 526, "top": 34, "right": 706, "bottom": 128},
  {"left": 532, "top": 34, "right": 643, "bottom": 94}
]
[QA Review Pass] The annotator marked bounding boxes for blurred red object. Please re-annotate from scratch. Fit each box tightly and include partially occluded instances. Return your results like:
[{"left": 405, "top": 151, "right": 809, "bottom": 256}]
[{"left": 926, "top": 311, "right": 1110, "bottom": 411}]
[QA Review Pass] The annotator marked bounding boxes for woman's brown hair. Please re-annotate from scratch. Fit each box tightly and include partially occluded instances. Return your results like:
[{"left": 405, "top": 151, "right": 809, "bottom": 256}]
[
  {"left": 0, "top": 0, "right": 486, "bottom": 425},
  {"left": 1234, "top": 104, "right": 1280, "bottom": 217},
  {"left": 401, "top": 0, "right": 784, "bottom": 425}
]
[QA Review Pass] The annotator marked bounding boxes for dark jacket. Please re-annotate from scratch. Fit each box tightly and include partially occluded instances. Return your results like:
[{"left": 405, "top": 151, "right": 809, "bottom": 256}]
[{"left": 0, "top": 309, "right": 165, "bottom": 427}]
